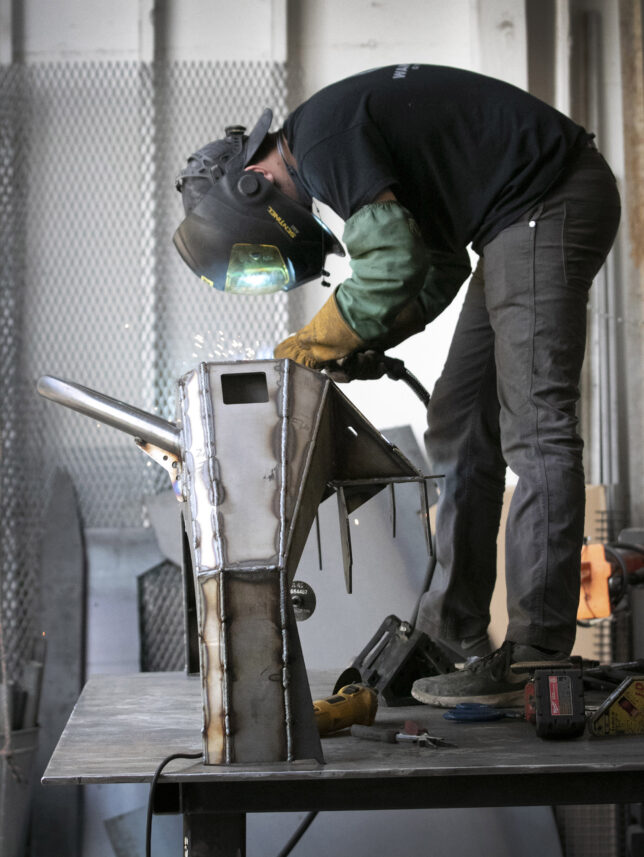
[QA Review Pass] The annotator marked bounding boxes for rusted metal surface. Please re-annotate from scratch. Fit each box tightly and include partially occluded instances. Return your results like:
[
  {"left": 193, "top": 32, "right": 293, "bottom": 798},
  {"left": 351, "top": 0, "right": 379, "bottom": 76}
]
[{"left": 38, "top": 359, "right": 428, "bottom": 767}]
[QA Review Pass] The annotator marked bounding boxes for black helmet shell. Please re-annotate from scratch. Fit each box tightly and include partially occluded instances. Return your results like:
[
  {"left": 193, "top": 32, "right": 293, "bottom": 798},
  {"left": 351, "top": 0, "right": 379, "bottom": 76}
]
[
  {"left": 174, "top": 167, "right": 344, "bottom": 293},
  {"left": 173, "top": 109, "right": 344, "bottom": 292}
]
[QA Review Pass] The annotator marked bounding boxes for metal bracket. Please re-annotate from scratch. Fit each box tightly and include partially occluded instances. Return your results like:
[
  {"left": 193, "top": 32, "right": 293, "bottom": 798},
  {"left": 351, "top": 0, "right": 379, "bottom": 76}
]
[
  {"left": 336, "top": 486, "right": 353, "bottom": 594},
  {"left": 135, "top": 438, "right": 182, "bottom": 499},
  {"left": 329, "top": 476, "right": 436, "bottom": 572}
]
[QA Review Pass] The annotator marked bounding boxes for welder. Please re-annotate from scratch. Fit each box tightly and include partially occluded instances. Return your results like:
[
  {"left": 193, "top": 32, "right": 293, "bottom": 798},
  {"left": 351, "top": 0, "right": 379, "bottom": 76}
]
[{"left": 173, "top": 64, "right": 621, "bottom": 708}]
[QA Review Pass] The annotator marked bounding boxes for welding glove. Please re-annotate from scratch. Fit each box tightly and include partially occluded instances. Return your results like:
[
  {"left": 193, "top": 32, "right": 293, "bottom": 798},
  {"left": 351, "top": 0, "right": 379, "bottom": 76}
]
[
  {"left": 274, "top": 293, "right": 364, "bottom": 369},
  {"left": 272, "top": 292, "right": 428, "bottom": 372}
]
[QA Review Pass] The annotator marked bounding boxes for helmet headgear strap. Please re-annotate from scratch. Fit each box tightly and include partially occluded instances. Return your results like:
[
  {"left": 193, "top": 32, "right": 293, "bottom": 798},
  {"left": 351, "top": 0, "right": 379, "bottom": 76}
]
[{"left": 277, "top": 133, "right": 312, "bottom": 208}]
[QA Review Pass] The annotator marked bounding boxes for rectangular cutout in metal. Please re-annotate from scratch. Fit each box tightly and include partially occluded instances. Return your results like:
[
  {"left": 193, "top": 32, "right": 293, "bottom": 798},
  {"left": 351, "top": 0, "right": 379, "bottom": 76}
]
[{"left": 221, "top": 372, "right": 269, "bottom": 405}]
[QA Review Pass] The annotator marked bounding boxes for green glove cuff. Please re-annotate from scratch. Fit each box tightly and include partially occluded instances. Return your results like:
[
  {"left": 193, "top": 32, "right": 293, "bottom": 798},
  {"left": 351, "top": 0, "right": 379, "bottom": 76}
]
[{"left": 335, "top": 201, "right": 428, "bottom": 341}]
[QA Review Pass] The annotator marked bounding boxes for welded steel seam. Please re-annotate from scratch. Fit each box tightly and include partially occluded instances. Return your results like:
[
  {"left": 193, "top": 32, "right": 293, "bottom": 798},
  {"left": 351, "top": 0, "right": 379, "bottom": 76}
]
[
  {"left": 277, "top": 359, "right": 293, "bottom": 760},
  {"left": 282, "top": 378, "right": 331, "bottom": 565},
  {"left": 178, "top": 375, "right": 202, "bottom": 571},
  {"left": 197, "top": 362, "right": 233, "bottom": 762}
]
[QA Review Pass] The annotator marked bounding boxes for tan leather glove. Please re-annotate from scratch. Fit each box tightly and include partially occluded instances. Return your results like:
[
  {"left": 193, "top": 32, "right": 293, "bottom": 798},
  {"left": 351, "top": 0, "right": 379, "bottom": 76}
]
[{"left": 274, "top": 293, "right": 364, "bottom": 370}]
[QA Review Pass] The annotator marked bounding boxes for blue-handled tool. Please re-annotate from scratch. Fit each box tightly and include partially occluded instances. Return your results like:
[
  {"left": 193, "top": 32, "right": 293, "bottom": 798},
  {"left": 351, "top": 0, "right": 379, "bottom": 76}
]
[{"left": 443, "top": 702, "right": 523, "bottom": 722}]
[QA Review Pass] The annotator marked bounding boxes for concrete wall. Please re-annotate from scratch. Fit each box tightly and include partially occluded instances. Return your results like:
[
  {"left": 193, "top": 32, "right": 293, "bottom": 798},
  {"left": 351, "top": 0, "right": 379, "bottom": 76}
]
[
  {"left": 10, "top": 0, "right": 284, "bottom": 62},
  {"left": 11, "top": 0, "right": 140, "bottom": 61}
]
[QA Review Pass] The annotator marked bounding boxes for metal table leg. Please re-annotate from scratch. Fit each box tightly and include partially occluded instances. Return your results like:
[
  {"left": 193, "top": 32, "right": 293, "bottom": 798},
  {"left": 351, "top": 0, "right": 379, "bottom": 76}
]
[{"left": 183, "top": 812, "right": 246, "bottom": 857}]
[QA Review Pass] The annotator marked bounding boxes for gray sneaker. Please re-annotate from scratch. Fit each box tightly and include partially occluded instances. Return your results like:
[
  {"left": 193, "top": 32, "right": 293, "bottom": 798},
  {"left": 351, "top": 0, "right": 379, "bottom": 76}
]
[
  {"left": 411, "top": 641, "right": 569, "bottom": 708},
  {"left": 436, "top": 632, "right": 493, "bottom": 663}
]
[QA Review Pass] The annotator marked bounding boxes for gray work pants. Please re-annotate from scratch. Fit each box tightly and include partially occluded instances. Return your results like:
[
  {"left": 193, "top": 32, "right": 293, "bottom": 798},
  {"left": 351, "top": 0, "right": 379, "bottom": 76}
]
[{"left": 417, "top": 147, "right": 621, "bottom": 654}]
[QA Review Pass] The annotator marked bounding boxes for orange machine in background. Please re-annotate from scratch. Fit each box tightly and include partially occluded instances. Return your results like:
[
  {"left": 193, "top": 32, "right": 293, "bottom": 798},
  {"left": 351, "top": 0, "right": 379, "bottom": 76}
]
[{"left": 578, "top": 542, "right": 644, "bottom": 621}]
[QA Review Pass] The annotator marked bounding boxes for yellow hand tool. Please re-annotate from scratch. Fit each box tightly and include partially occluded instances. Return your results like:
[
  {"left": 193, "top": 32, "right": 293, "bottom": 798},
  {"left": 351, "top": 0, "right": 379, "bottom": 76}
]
[{"left": 313, "top": 684, "right": 378, "bottom": 737}]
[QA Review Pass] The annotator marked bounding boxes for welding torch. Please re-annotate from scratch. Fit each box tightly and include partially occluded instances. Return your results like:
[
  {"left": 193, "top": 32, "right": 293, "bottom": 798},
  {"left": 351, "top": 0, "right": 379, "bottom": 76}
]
[
  {"left": 325, "top": 352, "right": 430, "bottom": 407},
  {"left": 381, "top": 356, "right": 430, "bottom": 407}
]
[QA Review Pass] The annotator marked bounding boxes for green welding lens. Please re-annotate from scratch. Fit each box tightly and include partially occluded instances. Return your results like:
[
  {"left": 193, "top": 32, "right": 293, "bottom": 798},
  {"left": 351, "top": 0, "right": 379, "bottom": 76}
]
[{"left": 225, "top": 244, "right": 291, "bottom": 294}]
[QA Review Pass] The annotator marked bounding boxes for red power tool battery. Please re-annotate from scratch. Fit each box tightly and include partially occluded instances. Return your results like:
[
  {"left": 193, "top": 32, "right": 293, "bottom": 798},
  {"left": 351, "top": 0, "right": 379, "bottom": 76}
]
[{"left": 533, "top": 665, "right": 586, "bottom": 738}]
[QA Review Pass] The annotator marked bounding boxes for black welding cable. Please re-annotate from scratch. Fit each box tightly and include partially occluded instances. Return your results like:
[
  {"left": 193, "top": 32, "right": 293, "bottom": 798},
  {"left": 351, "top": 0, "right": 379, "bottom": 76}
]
[
  {"left": 383, "top": 357, "right": 431, "bottom": 408},
  {"left": 613, "top": 542, "right": 644, "bottom": 557},
  {"left": 145, "top": 753, "right": 317, "bottom": 857},
  {"left": 611, "top": 543, "right": 644, "bottom": 583},
  {"left": 604, "top": 544, "right": 630, "bottom": 605},
  {"left": 275, "top": 811, "right": 319, "bottom": 857},
  {"left": 146, "top": 751, "right": 201, "bottom": 857},
  {"left": 409, "top": 551, "right": 437, "bottom": 630},
  {"left": 381, "top": 353, "right": 436, "bottom": 631}
]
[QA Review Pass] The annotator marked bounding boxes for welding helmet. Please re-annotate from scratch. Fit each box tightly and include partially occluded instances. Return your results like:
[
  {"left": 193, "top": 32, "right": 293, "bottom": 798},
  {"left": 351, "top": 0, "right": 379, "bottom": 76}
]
[{"left": 173, "top": 109, "right": 344, "bottom": 295}]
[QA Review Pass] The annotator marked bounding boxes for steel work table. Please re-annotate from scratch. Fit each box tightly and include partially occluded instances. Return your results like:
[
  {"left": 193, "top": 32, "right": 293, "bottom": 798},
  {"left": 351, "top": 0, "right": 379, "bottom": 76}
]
[{"left": 43, "top": 671, "right": 644, "bottom": 855}]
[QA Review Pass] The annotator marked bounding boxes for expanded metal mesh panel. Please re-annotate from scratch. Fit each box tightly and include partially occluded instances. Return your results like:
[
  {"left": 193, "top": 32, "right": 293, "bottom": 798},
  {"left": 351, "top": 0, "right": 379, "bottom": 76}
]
[
  {"left": 1, "top": 59, "right": 292, "bottom": 679},
  {"left": 0, "top": 65, "right": 40, "bottom": 680},
  {"left": 22, "top": 60, "right": 291, "bottom": 526},
  {"left": 21, "top": 62, "right": 164, "bottom": 532},
  {"left": 555, "top": 804, "right": 627, "bottom": 857},
  {"left": 143, "top": 61, "right": 294, "bottom": 416},
  {"left": 137, "top": 560, "right": 184, "bottom": 672}
]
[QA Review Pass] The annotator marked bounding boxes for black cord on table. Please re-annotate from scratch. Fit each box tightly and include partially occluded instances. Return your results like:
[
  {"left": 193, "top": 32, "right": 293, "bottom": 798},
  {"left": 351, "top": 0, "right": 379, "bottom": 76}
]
[
  {"left": 146, "top": 751, "right": 201, "bottom": 857},
  {"left": 409, "top": 552, "right": 437, "bottom": 631},
  {"left": 145, "top": 753, "right": 318, "bottom": 857},
  {"left": 276, "top": 811, "right": 319, "bottom": 857}
]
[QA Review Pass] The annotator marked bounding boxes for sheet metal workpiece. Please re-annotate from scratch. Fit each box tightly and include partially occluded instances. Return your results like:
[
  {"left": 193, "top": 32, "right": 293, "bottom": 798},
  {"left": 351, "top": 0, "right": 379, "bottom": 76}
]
[
  {"left": 178, "top": 359, "right": 427, "bottom": 766},
  {"left": 38, "top": 359, "right": 428, "bottom": 767}
]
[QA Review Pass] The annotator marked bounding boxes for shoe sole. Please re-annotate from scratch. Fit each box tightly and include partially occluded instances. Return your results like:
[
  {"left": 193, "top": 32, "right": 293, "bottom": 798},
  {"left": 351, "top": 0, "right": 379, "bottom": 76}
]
[{"left": 411, "top": 686, "right": 525, "bottom": 708}]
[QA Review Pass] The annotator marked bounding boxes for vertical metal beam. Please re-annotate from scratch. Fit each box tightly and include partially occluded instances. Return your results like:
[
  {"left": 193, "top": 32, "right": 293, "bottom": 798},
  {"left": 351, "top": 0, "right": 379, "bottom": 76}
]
[
  {"left": 474, "top": 0, "right": 528, "bottom": 89},
  {"left": 554, "top": 0, "right": 571, "bottom": 116},
  {"left": 138, "top": 0, "right": 156, "bottom": 65},
  {"left": 571, "top": 9, "right": 624, "bottom": 518},
  {"left": 0, "top": 0, "right": 12, "bottom": 64},
  {"left": 584, "top": 13, "right": 621, "bottom": 508},
  {"left": 271, "top": 0, "right": 287, "bottom": 63},
  {"left": 183, "top": 813, "right": 246, "bottom": 857},
  {"left": 138, "top": 0, "right": 160, "bottom": 416}
]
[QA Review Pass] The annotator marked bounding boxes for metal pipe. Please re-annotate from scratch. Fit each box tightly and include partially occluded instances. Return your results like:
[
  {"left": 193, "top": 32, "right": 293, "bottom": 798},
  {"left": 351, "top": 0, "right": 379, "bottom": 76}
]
[{"left": 36, "top": 375, "right": 181, "bottom": 455}]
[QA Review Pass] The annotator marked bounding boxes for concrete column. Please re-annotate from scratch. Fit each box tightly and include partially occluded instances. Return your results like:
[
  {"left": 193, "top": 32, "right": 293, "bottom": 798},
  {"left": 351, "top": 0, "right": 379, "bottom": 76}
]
[
  {"left": 474, "top": 0, "right": 528, "bottom": 88},
  {"left": 0, "top": 0, "right": 12, "bottom": 63}
]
